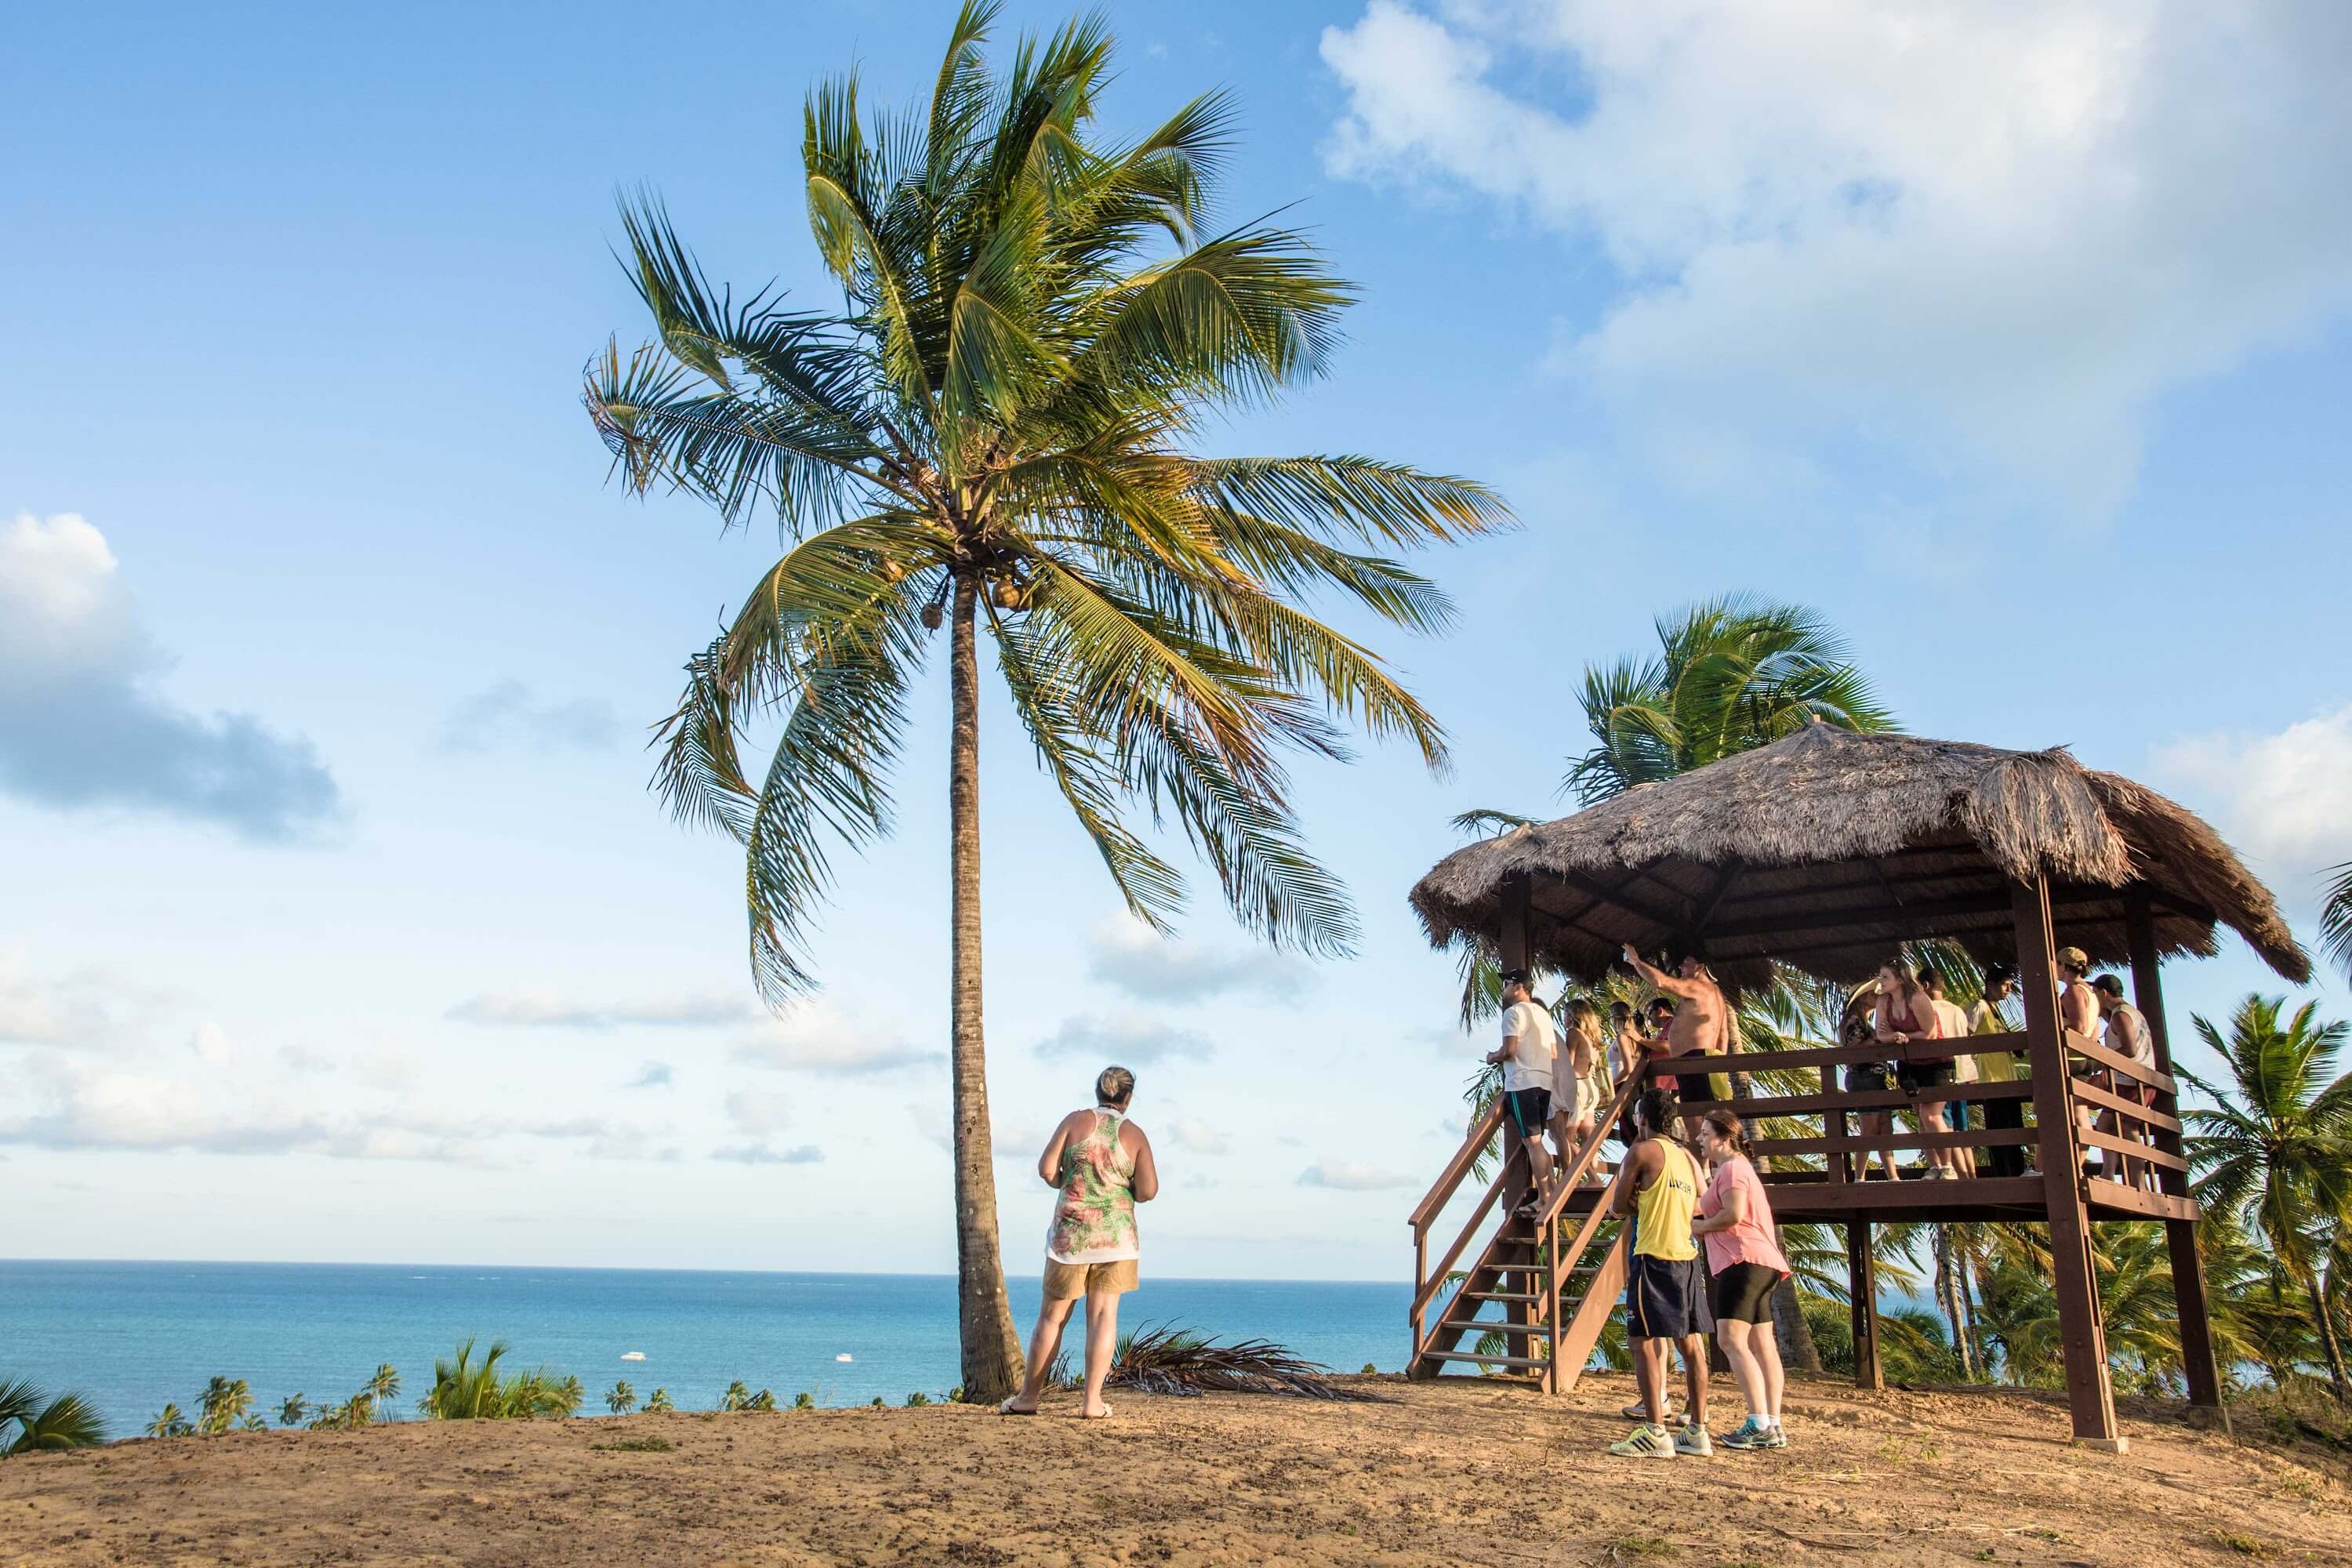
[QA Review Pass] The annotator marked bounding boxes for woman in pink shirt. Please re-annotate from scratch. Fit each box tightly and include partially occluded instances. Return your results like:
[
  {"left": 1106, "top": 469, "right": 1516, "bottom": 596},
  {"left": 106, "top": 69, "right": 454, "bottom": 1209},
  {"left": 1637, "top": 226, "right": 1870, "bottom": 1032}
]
[{"left": 1690, "top": 1109, "right": 1790, "bottom": 1450}]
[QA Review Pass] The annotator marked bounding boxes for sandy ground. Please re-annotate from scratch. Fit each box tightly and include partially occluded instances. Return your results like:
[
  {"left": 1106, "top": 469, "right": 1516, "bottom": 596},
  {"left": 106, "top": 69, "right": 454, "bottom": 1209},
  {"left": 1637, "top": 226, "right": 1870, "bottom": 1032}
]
[{"left": 2, "top": 1374, "right": 2344, "bottom": 1567}]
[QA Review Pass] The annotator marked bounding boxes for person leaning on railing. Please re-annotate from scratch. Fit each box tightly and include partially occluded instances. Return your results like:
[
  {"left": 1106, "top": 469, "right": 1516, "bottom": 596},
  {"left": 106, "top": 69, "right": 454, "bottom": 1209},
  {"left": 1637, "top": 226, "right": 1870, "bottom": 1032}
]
[
  {"left": 2091, "top": 975, "right": 2159, "bottom": 1188},
  {"left": 1874, "top": 956, "right": 1958, "bottom": 1179},
  {"left": 1922, "top": 967, "right": 1978, "bottom": 1179},
  {"left": 1840, "top": 989, "right": 1902, "bottom": 1182},
  {"left": 1966, "top": 964, "right": 2030, "bottom": 1178}
]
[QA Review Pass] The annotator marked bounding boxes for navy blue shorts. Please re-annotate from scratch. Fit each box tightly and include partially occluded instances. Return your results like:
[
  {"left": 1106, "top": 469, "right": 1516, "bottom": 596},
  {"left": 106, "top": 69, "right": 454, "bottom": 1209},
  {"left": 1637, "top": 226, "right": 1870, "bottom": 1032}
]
[
  {"left": 1503, "top": 1087, "right": 1551, "bottom": 1138},
  {"left": 1627, "top": 1253, "right": 1715, "bottom": 1340}
]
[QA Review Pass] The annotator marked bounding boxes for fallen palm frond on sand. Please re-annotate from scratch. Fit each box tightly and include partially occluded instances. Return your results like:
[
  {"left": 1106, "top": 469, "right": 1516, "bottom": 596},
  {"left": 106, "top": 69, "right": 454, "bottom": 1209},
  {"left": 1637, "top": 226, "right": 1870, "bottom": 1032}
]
[{"left": 1076, "top": 1324, "right": 1388, "bottom": 1403}]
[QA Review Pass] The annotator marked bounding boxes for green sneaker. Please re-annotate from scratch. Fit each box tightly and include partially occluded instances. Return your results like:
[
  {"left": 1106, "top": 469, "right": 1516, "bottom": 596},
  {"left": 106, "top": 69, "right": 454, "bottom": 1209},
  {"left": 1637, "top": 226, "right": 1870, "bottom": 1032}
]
[
  {"left": 1607, "top": 1424, "right": 1676, "bottom": 1459},
  {"left": 1719, "top": 1416, "right": 1772, "bottom": 1450}
]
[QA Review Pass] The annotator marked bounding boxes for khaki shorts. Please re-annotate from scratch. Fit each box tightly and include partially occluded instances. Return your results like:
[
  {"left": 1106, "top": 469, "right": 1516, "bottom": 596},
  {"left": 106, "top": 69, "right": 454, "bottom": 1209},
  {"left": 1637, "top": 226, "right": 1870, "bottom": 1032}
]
[{"left": 1043, "top": 1258, "right": 1138, "bottom": 1300}]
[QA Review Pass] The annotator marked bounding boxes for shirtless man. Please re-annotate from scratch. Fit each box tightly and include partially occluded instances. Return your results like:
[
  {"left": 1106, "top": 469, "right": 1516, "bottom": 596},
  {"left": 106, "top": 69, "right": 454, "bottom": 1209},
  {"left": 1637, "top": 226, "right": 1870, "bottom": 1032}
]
[{"left": 1622, "top": 946, "right": 1730, "bottom": 1102}]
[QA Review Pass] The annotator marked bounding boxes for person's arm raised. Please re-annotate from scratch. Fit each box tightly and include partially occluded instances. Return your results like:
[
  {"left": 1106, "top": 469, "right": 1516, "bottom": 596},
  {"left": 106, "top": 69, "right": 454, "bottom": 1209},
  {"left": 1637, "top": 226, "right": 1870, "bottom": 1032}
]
[{"left": 1127, "top": 1126, "right": 1160, "bottom": 1203}]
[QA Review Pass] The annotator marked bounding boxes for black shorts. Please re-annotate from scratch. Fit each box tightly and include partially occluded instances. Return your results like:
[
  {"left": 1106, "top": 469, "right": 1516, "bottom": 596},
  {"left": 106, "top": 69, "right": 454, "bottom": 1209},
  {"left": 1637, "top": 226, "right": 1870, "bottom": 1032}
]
[
  {"left": 1502, "top": 1087, "right": 1551, "bottom": 1138},
  {"left": 1626, "top": 1254, "right": 1715, "bottom": 1340},
  {"left": 1711, "top": 1261, "right": 1782, "bottom": 1325},
  {"left": 1897, "top": 1061, "right": 1955, "bottom": 1093}
]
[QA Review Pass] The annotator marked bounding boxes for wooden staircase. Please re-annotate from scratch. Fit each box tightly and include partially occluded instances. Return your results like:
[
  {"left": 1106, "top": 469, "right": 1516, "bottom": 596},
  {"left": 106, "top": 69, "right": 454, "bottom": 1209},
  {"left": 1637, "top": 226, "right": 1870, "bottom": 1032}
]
[{"left": 1406, "top": 1073, "right": 1641, "bottom": 1392}]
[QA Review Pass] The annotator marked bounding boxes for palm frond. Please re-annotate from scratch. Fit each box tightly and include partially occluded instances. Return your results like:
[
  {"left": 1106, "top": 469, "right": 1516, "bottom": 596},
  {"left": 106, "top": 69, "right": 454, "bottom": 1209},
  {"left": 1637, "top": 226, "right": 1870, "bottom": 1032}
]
[{"left": 1105, "top": 1323, "right": 1385, "bottom": 1401}]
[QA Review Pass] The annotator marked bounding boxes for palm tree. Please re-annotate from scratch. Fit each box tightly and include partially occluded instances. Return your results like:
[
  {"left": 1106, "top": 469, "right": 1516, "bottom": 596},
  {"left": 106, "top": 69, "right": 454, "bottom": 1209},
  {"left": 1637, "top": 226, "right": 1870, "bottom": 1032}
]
[
  {"left": 1, "top": 1379, "right": 105, "bottom": 1455},
  {"left": 421, "top": 1338, "right": 510, "bottom": 1420},
  {"left": 1563, "top": 594, "right": 1894, "bottom": 804},
  {"left": 718, "top": 1381, "right": 751, "bottom": 1414},
  {"left": 196, "top": 1377, "right": 252, "bottom": 1436},
  {"left": 365, "top": 1364, "right": 401, "bottom": 1420},
  {"left": 145, "top": 1403, "right": 193, "bottom": 1439},
  {"left": 584, "top": 4, "right": 1506, "bottom": 1400},
  {"left": 645, "top": 1387, "right": 673, "bottom": 1414},
  {"left": 2321, "top": 863, "right": 2351, "bottom": 986},
  {"left": 607, "top": 1381, "right": 637, "bottom": 1415},
  {"left": 2182, "top": 994, "right": 2352, "bottom": 1402},
  {"left": 278, "top": 1393, "right": 308, "bottom": 1428}
]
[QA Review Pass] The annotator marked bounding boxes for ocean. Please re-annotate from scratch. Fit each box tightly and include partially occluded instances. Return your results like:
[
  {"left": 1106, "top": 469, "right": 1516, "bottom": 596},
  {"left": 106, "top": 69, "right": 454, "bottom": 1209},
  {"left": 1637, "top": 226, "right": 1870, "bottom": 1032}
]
[{"left": 0, "top": 1261, "right": 1410, "bottom": 1438}]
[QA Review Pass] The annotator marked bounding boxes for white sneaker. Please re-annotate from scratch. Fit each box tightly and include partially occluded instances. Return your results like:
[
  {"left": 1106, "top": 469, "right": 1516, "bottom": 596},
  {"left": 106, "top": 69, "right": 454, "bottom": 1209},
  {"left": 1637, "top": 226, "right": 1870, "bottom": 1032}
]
[
  {"left": 1675, "top": 1422, "right": 1713, "bottom": 1457},
  {"left": 1608, "top": 1424, "right": 1676, "bottom": 1459}
]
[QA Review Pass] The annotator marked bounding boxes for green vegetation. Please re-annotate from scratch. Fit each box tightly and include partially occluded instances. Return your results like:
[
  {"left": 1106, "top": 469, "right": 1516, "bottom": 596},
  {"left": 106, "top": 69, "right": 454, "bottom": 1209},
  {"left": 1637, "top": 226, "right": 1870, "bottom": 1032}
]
[
  {"left": 2, "top": 1378, "right": 105, "bottom": 1454},
  {"left": 417, "top": 1340, "right": 581, "bottom": 1420},
  {"left": 584, "top": 0, "right": 1504, "bottom": 1402},
  {"left": 198, "top": 1376, "right": 253, "bottom": 1436},
  {"left": 607, "top": 1380, "right": 637, "bottom": 1414},
  {"left": 145, "top": 1403, "right": 193, "bottom": 1439},
  {"left": 792, "top": 1391, "right": 816, "bottom": 1410},
  {"left": 593, "top": 1435, "right": 674, "bottom": 1453},
  {"left": 645, "top": 1388, "right": 674, "bottom": 1413},
  {"left": 277, "top": 1394, "right": 308, "bottom": 1428},
  {"left": 905, "top": 1391, "right": 931, "bottom": 1406}
]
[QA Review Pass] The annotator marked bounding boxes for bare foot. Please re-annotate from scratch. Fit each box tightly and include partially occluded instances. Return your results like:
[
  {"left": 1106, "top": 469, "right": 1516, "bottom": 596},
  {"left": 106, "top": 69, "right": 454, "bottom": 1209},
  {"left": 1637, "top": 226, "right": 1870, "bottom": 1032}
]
[
  {"left": 998, "top": 1396, "right": 1039, "bottom": 1416},
  {"left": 1080, "top": 1401, "right": 1114, "bottom": 1419}
]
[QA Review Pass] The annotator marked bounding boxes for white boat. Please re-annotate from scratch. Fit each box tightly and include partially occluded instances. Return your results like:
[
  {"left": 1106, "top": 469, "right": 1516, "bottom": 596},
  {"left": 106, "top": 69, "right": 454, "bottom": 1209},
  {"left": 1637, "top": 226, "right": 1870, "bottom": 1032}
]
[
  {"left": 835, "top": 1354, "right": 853, "bottom": 1363},
  {"left": 620, "top": 1352, "right": 646, "bottom": 1362}
]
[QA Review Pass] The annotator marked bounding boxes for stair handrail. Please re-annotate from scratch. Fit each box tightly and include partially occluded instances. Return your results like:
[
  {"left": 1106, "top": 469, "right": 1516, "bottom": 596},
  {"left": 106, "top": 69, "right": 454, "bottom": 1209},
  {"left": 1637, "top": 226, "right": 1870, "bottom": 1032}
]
[
  {"left": 1408, "top": 1095, "right": 1504, "bottom": 1234},
  {"left": 1410, "top": 1140, "right": 1526, "bottom": 1327}
]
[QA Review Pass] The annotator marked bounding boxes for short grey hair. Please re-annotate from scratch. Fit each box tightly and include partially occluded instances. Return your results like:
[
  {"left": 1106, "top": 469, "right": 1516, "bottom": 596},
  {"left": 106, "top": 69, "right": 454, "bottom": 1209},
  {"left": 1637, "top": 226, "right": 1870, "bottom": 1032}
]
[{"left": 1096, "top": 1065, "right": 1135, "bottom": 1106}]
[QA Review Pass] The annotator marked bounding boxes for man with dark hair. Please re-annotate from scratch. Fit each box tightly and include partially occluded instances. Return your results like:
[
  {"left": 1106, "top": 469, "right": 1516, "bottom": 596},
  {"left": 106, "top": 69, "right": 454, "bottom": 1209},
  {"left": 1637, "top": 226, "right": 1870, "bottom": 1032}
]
[
  {"left": 1486, "top": 969, "right": 1557, "bottom": 1214},
  {"left": 1606, "top": 1086, "right": 1714, "bottom": 1459},
  {"left": 2092, "top": 975, "right": 2158, "bottom": 1187}
]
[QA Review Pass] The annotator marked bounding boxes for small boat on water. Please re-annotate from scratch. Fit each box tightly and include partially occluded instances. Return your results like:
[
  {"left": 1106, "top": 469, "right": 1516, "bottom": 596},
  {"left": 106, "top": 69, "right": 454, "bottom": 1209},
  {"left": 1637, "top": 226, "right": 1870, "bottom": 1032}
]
[
  {"left": 835, "top": 1354, "right": 853, "bottom": 1363},
  {"left": 620, "top": 1352, "right": 646, "bottom": 1361}
]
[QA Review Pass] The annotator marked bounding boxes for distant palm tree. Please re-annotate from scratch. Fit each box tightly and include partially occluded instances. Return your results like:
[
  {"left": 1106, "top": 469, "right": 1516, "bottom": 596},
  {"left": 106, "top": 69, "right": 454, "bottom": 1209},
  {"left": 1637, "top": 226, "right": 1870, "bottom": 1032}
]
[
  {"left": 238, "top": 1413, "right": 267, "bottom": 1432},
  {"left": 196, "top": 1377, "right": 252, "bottom": 1436},
  {"left": 606, "top": 1381, "right": 637, "bottom": 1415},
  {"left": 365, "top": 1364, "right": 401, "bottom": 1419},
  {"left": 585, "top": 2, "right": 1505, "bottom": 1401},
  {"left": 421, "top": 1339, "right": 511, "bottom": 1420},
  {"left": 644, "top": 1387, "right": 673, "bottom": 1414},
  {"left": 791, "top": 1391, "right": 816, "bottom": 1410},
  {"left": 743, "top": 1388, "right": 777, "bottom": 1412},
  {"left": 2183, "top": 994, "right": 2352, "bottom": 1403},
  {"left": 1, "top": 1379, "right": 105, "bottom": 1455},
  {"left": 277, "top": 1393, "right": 308, "bottom": 1428},
  {"left": 718, "top": 1381, "right": 751, "bottom": 1414},
  {"left": 146, "top": 1403, "right": 194, "bottom": 1439}
]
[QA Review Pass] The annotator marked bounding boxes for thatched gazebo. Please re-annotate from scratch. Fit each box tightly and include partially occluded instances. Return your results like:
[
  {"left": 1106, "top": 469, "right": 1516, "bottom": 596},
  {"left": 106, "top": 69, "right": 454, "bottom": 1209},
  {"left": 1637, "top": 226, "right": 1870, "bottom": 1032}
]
[{"left": 1401, "top": 724, "right": 2307, "bottom": 1447}]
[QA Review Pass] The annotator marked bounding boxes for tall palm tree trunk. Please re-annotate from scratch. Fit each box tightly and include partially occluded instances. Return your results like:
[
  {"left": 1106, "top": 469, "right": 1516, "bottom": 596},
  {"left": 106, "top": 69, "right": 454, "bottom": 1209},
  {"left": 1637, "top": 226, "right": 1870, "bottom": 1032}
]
[
  {"left": 2304, "top": 1263, "right": 2350, "bottom": 1404},
  {"left": 949, "top": 573, "right": 1024, "bottom": 1403},
  {"left": 1935, "top": 1229, "right": 1976, "bottom": 1380}
]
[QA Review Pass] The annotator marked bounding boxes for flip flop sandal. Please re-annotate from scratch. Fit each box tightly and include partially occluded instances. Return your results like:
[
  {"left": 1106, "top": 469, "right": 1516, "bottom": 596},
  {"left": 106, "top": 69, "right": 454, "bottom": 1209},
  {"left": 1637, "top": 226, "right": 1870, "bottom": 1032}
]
[
  {"left": 997, "top": 1397, "right": 1037, "bottom": 1416},
  {"left": 1080, "top": 1404, "right": 1115, "bottom": 1420}
]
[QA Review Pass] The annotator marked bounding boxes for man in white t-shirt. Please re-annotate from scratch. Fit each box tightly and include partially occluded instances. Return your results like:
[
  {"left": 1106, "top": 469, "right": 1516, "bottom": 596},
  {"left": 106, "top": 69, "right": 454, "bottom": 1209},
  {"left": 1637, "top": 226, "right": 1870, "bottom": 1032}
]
[{"left": 1486, "top": 969, "right": 1558, "bottom": 1214}]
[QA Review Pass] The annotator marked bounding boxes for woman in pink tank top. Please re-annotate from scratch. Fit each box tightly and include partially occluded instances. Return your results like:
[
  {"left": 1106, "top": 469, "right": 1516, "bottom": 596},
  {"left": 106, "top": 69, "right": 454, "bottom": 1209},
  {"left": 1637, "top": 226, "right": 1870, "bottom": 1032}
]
[{"left": 1690, "top": 1110, "right": 1790, "bottom": 1450}]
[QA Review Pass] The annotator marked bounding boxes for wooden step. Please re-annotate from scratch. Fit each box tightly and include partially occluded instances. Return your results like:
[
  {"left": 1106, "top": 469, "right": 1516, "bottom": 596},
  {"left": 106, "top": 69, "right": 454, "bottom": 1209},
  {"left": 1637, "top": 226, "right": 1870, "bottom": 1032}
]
[
  {"left": 1417, "top": 1350, "right": 1547, "bottom": 1370},
  {"left": 1439, "top": 1319, "right": 1548, "bottom": 1335},
  {"left": 1460, "top": 1289, "right": 1543, "bottom": 1302}
]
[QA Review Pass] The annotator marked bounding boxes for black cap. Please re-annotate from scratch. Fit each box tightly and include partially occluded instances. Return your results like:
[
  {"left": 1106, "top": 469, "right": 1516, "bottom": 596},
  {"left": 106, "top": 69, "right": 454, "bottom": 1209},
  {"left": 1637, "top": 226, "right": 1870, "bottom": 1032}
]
[{"left": 1497, "top": 968, "right": 1530, "bottom": 989}]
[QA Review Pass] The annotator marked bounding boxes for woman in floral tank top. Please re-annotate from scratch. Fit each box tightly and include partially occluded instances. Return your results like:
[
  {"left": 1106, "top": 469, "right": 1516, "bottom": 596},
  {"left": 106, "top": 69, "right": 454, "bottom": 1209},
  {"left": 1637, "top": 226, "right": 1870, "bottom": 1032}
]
[{"left": 1001, "top": 1065, "right": 1160, "bottom": 1418}]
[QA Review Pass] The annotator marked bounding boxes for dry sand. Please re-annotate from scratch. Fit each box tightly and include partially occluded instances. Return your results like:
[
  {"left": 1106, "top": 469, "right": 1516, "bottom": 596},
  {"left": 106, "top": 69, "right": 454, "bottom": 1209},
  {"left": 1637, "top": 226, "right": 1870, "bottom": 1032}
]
[{"left": 3, "top": 1374, "right": 2343, "bottom": 1566}]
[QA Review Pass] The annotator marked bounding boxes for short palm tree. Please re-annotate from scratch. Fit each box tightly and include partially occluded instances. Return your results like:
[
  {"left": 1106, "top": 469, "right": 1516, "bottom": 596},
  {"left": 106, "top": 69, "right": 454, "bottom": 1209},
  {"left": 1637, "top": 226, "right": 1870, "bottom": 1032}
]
[
  {"left": 585, "top": 3, "right": 1505, "bottom": 1399},
  {"left": 197, "top": 1376, "right": 252, "bottom": 1436},
  {"left": 365, "top": 1364, "right": 401, "bottom": 1417},
  {"left": 1, "top": 1379, "right": 105, "bottom": 1455},
  {"left": 145, "top": 1403, "right": 193, "bottom": 1439},
  {"left": 277, "top": 1393, "right": 308, "bottom": 1428},
  {"left": 718, "top": 1380, "right": 751, "bottom": 1414},
  {"left": 421, "top": 1339, "right": 510, "bottom": 1420},
  {"left": 644, "top": 1387, "right": 673, "bottom": 1414},
  {"left": 607, "top": 1380, "right": 637, "bottom": 1415},
  {"left": 2182, "top": 994, "right": 2352, "bottom": 1402}
]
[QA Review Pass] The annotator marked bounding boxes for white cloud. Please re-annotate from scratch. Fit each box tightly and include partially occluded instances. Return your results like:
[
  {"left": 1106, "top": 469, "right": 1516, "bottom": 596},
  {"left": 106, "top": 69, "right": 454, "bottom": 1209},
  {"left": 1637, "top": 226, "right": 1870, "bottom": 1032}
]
[
  {"left": 0, "top": 511, "right": 343, "bottom": 840},
  {"left": 1321, "top": 2, "right": 2352, "bottom": 518},
  {"left": 914, "top": 1106, "right": 1051, "bottom": 1163},
  {"left": 712, "top": 1143, "right": 824, "bottom": 1165},
  {"left": 626, "top": 1061, "right": 673, "bottom": 1089},
  {"left": 1034, "top": 1012, "right": 1212, "bottom": 1065},
  {"left": 2152, "top": 702, "right": 2352, "bottom": 915},
  {"left": 1298, "top": 1159, "right": 1417, "bottom": 1192},
  {"left": 1085, "top": 916, "right": 1309, "bottom": 1004},
  {"left": 187, "top": 1022, "right": 232, "bottom": 1068},
  {"left": 0, "top": 951, "right": 131, "bottom": 1050},
  {"left": 724, "top": 1087, "right": 794, "bottom": 1136},
  {"left": 731, "top": 999, "right": 941, "bottom": 1075},
  {"left": 448, "top": 987, "right": 755, "bottom": 1030},
  {"left": 1166, "top": 1116, "right": 1229, "bottom": 1155},
  {"left": 436, "top": 680, "right": 621, "bottom": 755}
]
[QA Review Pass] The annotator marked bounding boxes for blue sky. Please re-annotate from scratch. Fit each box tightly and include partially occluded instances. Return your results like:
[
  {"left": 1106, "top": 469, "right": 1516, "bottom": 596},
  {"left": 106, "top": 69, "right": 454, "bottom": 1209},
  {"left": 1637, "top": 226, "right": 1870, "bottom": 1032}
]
[{"left": 4, "top": 0, "right": 2348, "bottom": 1279}]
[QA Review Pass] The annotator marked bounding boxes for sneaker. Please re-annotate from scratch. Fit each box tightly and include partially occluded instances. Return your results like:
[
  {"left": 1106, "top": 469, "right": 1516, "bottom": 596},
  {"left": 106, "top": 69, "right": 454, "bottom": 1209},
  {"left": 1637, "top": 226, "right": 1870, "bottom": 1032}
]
[
  {"left": 1760, "top": 1422, "right": 1789, "bottom": 1450},
  {"left": 1675, "top": 1422, "right": 1713, "bottom": 1457},
  {"left": 1608, "top": 1424, "right": 1676, "bottom": 1459},
  {"left": 1719, "top": 1416, "right": 1773, "bottom": 1450},
  {"left": 1619, "top": 1399, "right": 1680, "bottom": 1422}
]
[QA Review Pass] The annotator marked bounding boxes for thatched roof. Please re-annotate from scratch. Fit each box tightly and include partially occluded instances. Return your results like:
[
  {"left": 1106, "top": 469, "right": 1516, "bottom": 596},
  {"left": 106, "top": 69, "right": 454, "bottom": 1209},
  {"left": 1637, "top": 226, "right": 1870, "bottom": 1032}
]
[{"left": 1409, "top": 724, "right": 2309, "bottom": 995}]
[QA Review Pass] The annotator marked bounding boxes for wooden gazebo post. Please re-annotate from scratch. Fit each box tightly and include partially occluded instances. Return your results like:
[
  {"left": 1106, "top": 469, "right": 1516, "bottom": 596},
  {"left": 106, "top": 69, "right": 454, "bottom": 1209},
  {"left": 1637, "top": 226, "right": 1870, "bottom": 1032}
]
[
  {"left": 2012, "top": 874, "right": 2125, "bottom": 1450},
  {"left": 2125, "top": 887, "right": 2231, "bottom": 1431}
]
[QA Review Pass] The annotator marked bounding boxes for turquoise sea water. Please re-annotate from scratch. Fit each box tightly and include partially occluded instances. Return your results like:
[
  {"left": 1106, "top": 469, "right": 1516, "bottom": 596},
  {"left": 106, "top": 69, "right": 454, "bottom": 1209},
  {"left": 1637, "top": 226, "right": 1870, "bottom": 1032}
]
[{"left": 0, "top": 1261, "right": 1409, "bottom": 1437}]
